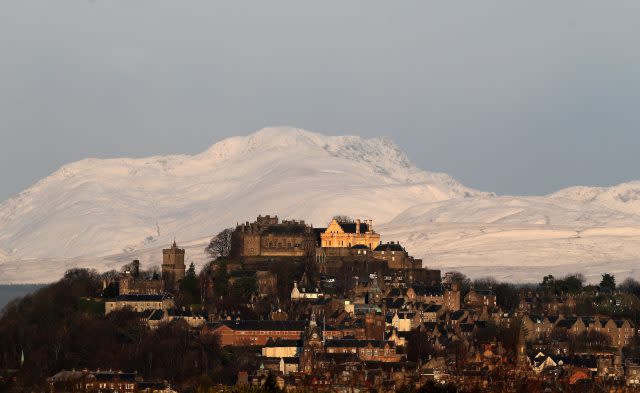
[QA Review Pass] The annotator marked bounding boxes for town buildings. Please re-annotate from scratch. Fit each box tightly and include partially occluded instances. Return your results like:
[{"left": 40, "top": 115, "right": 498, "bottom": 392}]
[{"left": 48, "top": 213, "right": 640, "bottom": 393}]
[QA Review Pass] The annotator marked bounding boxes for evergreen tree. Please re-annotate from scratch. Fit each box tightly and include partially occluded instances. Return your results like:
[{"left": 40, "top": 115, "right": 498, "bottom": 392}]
[
  {"left": 213, "top": 260, "right": 230, "bottom": 297},
  {"left": 600, "top": 273, "right": 616, "bottom": 292},
  {"left": 180, "top": 262, "right": 200, "bottom": 304}
]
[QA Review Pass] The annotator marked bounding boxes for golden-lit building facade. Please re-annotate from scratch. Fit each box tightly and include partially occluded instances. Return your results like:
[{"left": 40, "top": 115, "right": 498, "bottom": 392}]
[{"left": 320, "top": 218, "right": 381, "bottom": 249}]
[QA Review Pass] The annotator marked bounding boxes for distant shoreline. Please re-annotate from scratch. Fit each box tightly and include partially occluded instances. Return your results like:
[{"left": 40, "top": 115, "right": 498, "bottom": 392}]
[{"left": 0, "top": 284, "right": 47, "bottom": 311}]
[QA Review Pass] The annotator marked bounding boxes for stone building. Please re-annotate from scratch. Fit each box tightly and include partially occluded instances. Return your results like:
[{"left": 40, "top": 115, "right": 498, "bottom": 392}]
[
  {"left": 443, "top": 283, "right": 461, "bottom": 312},
  {"left": 119, "top": 260, "right": 164, "bottom": 295},
  {"left": 231, "top": 215, "right": 316, "bottom": 258},
  {"left": 373, "top": 242, "right": 421, "bottom": 270},
  {"left": 162, "top": 241, "right": 185, "bottom": 293},
  {"left": 104, "top": 293, "right": 175, "bottom": 315},
  {"left": 320, "top": 218, "right": 381, "bottom": 249},
  {"left": 464, "top": 288, "right": 497, "bottom": 308},
  {"left": 47, "top": 370, "right": 153, "bottom": 393}
]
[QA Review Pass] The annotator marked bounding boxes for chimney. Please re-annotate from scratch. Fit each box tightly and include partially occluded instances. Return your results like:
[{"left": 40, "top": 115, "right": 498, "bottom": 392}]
[
  {"left": 367, "top": 219, "right": 373, "bottom": 233},
  {"left": 356, "top": 219, "right": 361, "bottom": 234}
]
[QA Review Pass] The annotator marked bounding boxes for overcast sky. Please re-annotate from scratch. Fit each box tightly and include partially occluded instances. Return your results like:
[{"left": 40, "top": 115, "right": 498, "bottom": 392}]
[{"left": 1, "top": 1, "right": 639, "bottom": 201}]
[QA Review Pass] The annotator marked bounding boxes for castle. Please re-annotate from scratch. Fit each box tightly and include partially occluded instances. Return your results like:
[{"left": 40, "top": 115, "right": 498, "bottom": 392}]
[
  {"left": 114, "top": 241, "right": 187, "bottom": 296},
  {"left": 229, "top": 214, "right": 437, "bottom": 286},
  {"left": 231, "top": 215, "right": 317, "bottom": 259}
]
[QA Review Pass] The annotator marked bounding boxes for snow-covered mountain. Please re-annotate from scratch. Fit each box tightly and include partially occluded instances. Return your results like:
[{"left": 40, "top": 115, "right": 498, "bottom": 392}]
[{"left": 0, "top": 127, "right": 638, "bottom": 284}]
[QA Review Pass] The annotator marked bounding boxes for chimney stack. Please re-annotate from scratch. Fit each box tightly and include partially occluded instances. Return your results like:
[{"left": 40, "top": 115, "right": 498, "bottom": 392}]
[{"left": 356, "top": 219, "right": 361, "bottom": 234}]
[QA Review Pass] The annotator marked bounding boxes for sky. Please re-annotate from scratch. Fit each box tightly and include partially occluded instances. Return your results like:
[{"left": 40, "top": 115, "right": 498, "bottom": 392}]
[{"left": 1, "top": 1, "right": 639, "bottom": 201}]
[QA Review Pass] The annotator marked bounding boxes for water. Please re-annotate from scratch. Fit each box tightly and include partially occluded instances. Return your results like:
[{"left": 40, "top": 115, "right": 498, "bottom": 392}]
[{"left": 0, "top": 284, "right": 45, "bottom": 311}]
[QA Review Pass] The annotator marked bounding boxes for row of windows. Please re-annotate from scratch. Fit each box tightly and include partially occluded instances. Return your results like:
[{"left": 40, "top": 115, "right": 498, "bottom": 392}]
[{"left": 267, "top": 242, "right": 301, "bottom": 248}]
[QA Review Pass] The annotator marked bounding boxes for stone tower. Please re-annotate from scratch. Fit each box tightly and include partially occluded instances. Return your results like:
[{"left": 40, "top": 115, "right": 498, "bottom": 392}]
[
  {"left": 300, "top": 314, "right": 323, "bottom": 374},
  {"left": 162, "top": 241, "right": 185, "bottom": 293}
]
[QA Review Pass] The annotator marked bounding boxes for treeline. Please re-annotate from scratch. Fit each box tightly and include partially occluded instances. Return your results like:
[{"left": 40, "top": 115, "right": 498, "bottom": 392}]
[{"left": 0, "top": 269, "right": 232, "bottom": 390}]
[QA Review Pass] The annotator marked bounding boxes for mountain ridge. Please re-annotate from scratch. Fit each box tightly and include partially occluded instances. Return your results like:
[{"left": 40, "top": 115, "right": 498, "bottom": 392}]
[{"left": 0, "top": 127, "right": 638, "bottom": 283}]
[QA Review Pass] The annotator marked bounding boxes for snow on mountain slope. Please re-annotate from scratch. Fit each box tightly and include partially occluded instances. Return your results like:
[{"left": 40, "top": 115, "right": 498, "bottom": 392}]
[
  {"left": 550, "top": 181, "right": 640, "bottom": 216},
  {"left": 0, "top": 127, "right": 638, "bottom": 284},
  {"left": 381, "top": 196, "right": 640, "bottom": 283},
  {"left": 0, "top": 127, "right": 482, "bottom": 283}
]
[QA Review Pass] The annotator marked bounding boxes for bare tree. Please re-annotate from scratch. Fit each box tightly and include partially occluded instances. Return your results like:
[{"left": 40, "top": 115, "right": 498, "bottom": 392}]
[
  {"left": 331, "top": 215, "right": 353, "bottom": 223},
  {"left": 205, "top": 228, "right": 234, "bottom": 259}
]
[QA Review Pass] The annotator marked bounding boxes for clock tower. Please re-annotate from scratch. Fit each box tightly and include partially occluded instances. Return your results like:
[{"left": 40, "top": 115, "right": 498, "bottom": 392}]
[{"left": 300, "top": 314, "right": 324, "bottom": 373}]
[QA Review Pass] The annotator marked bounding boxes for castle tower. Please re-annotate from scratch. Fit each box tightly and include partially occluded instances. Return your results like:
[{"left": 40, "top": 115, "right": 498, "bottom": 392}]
[{"left": 162, "top": 241, "right": 186, "bottom": 293}]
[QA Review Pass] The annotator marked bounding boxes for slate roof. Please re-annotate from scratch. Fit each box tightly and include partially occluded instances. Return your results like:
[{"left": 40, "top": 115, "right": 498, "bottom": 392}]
[
  {"left": 337, "top": 222, "right": 371, "bottom": 234},
  {"left": 555, "top": 318, "right": 578, "bottom": 329},
  {"left": 384, "top": 298, "right": 405, "bottom": 309},
  {"left": 264, "top": 339, "right": 303, "bottom": 347},
  {"left": 350, "top": 244, "right": 370, "bottom": 250},
  {"left": 411, "top": 285, "right": 444, "bottom": 297},
  {"left": 422, "top": 304, "right": 443, "bottom": 313},
  {"left": 94, "top": 371, "right": 137, "bottom": 382},
  {"left": 374, "top": 242, "right": 406, "bottom": 252},
  {"left": 264, "top": 224, "right": 309, "bottom": 235}
]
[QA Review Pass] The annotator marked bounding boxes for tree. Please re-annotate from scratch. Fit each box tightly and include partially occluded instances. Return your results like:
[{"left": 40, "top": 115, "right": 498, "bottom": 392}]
[
  {"left": 180, "top": 262, "right": 200, "bottom": 305},
  {"left": 206, "top": 228, "right": 234, "bottom": 259},
  {"left": 213, "top": 260, "right": 230, "bottom": 297},
  {"left": 570, "top": 330, "right": 612, "bottom": 353},
  {"left": 263, "top": 372, "right": 281, "bottom": 392},
  {"left": 231, "top": 277, "right": 258, "bottom": 300},
  {"left": 600, "top": 273, "right": 616, "bottom": 292},
  {"left": 493, "top": 283, "right": 519, "bottom": 313},
  {"left": 620, "top": 278, "right": 640, "bottom": 297},
  {"left": 331, "top": 215, "right": 353, "bottom": 223},
  {"left": 446, "top": 271, "right": 471, "bottom": 297},
  {"left": 539, "top": 275, "right": 555, "bottom": 293},
  {"left": 560, "top": 274, "right": 584, "bottom": 294}
]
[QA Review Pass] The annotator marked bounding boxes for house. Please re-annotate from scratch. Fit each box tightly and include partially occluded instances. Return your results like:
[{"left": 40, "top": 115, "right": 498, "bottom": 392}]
[
  {"left": 291, "top": 282, "right": 323, "bottom": 301},
  {"left": 464, "top": 289, "right": 497, "bottom": 308},
  {"left": 389, "top": 312, "right": 413, "bottom": 332},
  {"left": 324, "top": 339, "right": 403, "bottom": 362},
  {"left": 47, "top": 370, "right": 171, "bottom": 393},
  {"left": 261, "top": 339, "right": 302, "bottom": 358},
  {"left": 406, "top": 285, "right": 444, "bottom": 304}
]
